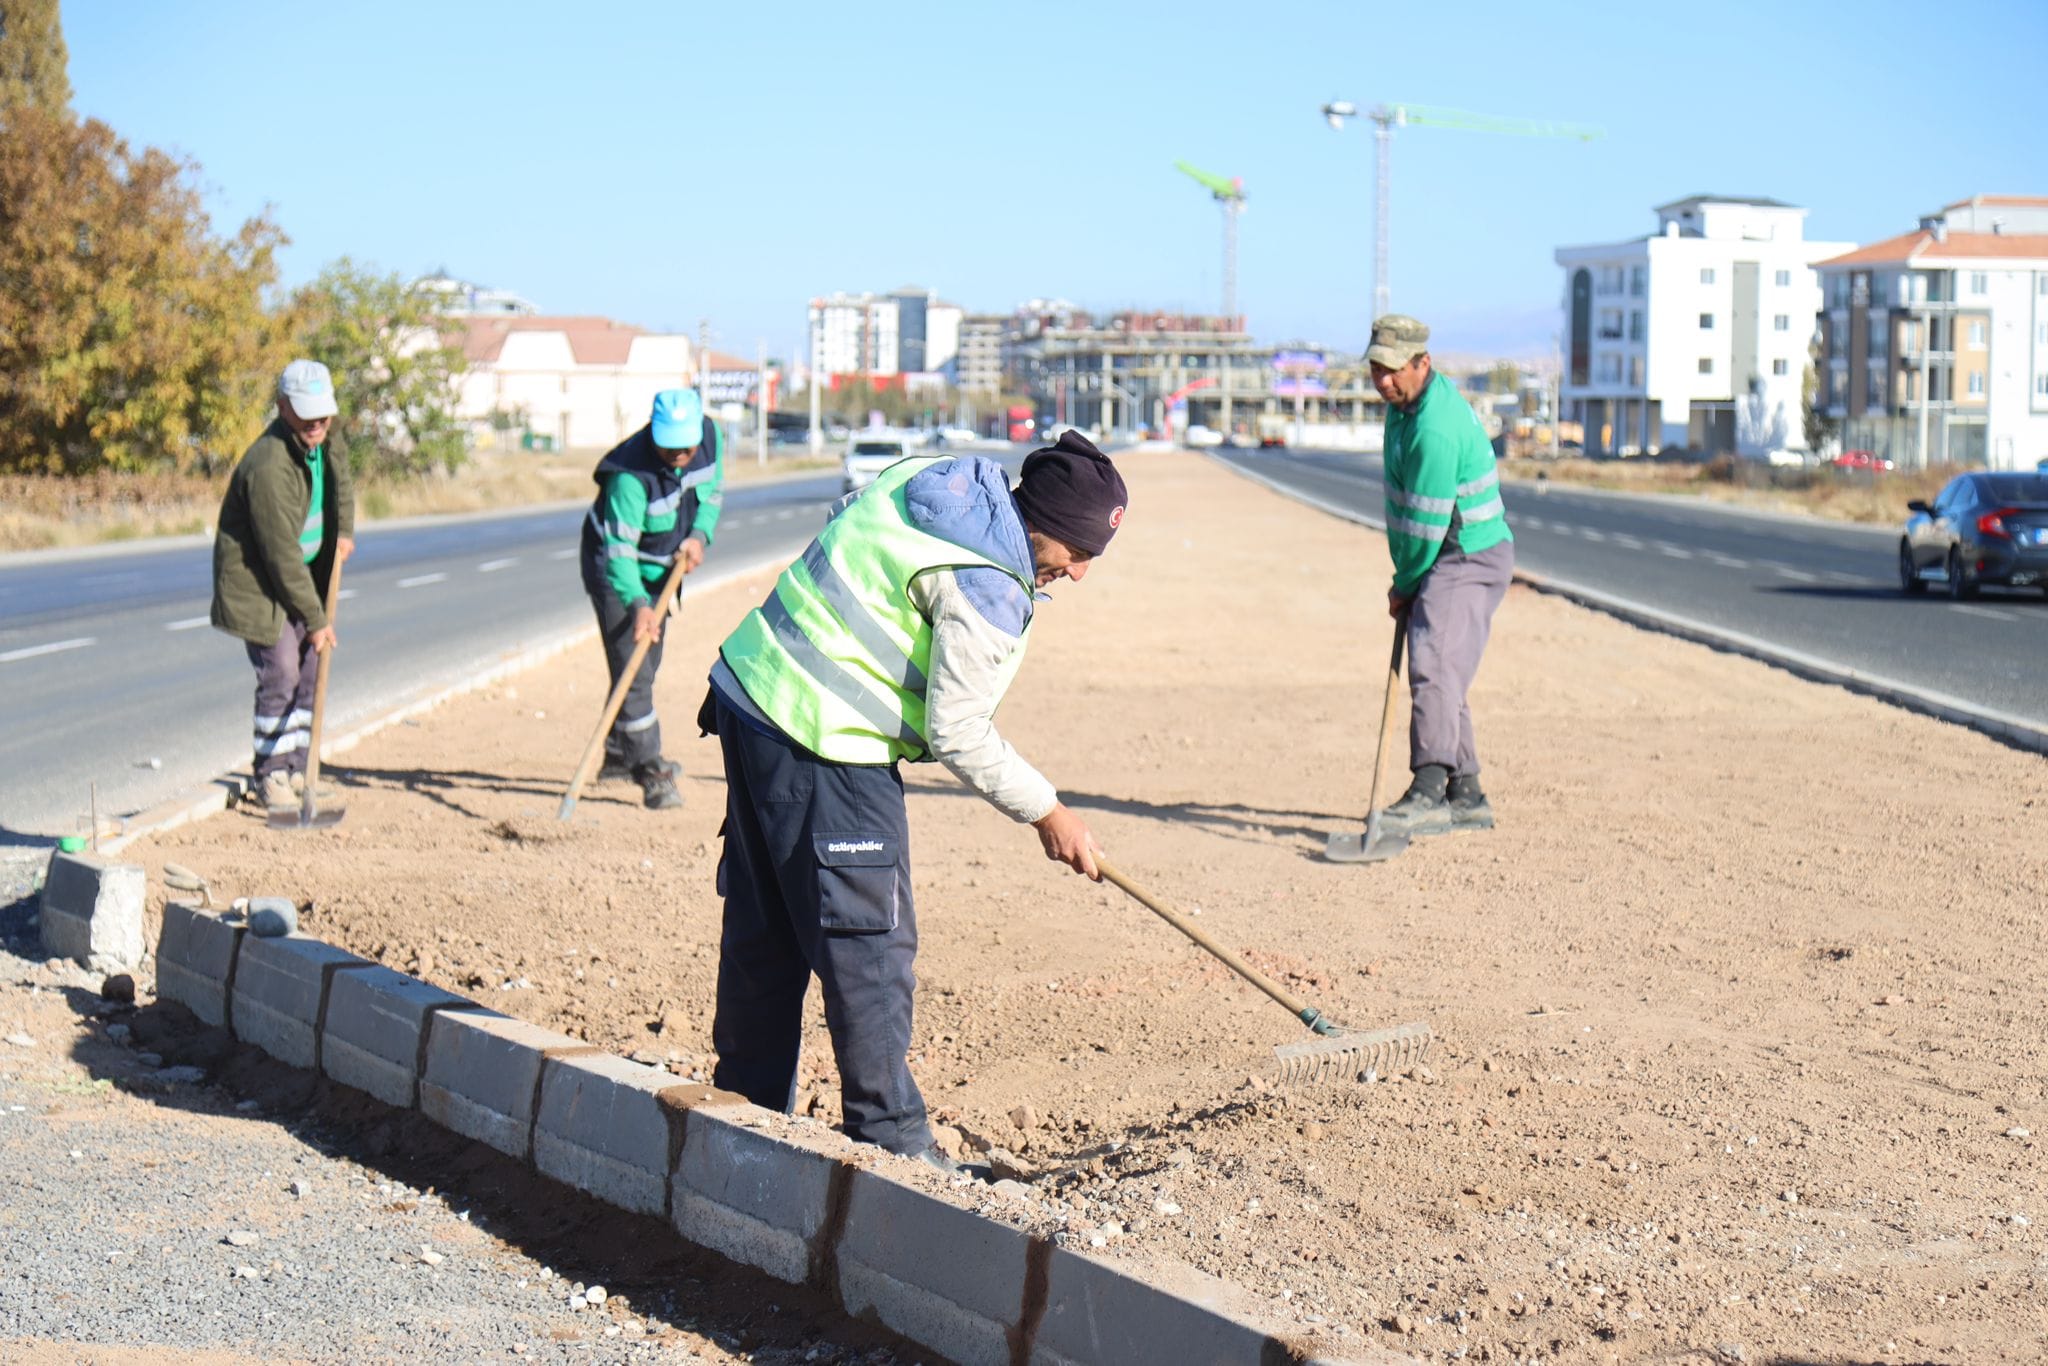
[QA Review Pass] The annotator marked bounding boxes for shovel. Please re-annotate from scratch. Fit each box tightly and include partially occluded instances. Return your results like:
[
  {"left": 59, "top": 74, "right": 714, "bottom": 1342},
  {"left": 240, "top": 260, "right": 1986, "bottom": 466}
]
[
  {"left": 1095, "top": 857, "right": 1432, "bottom": 1085},
  {"left": 270, "top": 563, "right": 346, "bottom": 830},
  {"left": 557, "top": 556, "right": 691, "bottom": 821},
  {"left": 1325, "top": 614, "right": 1409, "bottom": 864}
]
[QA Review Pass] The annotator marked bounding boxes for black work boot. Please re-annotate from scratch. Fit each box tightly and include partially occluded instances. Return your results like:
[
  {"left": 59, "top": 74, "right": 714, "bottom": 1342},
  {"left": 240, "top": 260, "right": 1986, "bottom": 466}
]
[
  {"left": 636, "top": 763, "right": 683, "bottom": 810},
  {"left": 604, "top": 754, "right": 679, "bottom": 784},
  {"left": 1377, "top": 764, "right": 1451, "bottom": 836},
  {"left": 1447, "top": 773, "right": 1495, "bottom": 830}
]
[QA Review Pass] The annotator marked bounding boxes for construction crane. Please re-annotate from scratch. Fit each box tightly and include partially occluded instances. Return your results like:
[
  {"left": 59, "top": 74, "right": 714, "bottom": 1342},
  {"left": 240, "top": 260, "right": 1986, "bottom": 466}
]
[
  {"left": 1174, "top": 160, "right": 1247, "bottom": 321},
  {"left": 1318, "top": 101, "right": 1601, "bottom": 324}
]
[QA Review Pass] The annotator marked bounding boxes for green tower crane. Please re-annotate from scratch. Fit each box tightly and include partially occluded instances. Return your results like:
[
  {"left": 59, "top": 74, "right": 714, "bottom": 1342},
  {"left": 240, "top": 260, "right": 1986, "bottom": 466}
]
[{"left": 1175, "top": 160, "right": 1247, "bottom": 321}]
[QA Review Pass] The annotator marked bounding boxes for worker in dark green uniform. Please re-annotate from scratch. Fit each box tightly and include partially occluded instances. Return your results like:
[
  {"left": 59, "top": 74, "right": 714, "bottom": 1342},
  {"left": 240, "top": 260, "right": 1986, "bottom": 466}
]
[{"left": 579, "top": 388, "right": 725, "bottom": 809}]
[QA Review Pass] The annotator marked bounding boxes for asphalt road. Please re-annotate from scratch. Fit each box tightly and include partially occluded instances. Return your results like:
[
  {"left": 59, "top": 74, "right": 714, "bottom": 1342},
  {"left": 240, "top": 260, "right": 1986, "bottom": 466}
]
[
  {"left": 1215, "top": 445, "right": 2048, "bottom": 730},
  {"left": 0, "top": 472, "right": 848, "bottom": 856}
]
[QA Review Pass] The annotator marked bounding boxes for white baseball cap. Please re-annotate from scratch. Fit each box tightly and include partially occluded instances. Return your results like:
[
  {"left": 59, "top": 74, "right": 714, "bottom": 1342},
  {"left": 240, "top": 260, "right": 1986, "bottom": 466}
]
[{"left": 278, "top": 358, "right": 338, "bottom": 420}]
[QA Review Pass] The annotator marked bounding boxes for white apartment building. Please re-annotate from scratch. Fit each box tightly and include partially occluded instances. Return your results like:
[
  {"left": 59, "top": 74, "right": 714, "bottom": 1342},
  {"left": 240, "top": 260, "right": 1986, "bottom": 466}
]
[
  {"left": 1555, "top": 196, "right": 1852, "bottom": 457},
  {"left": 808, "top": 292, "right": 900, "bottom": 377},
  {"left": 453, "top": 316, "right": 693, "bottom": 450},
  {"left": 1816, "top": 194, "right": 2048, "bottom": 470},
  {"left": 955, "top": 314, "right": 1005, "bottom": 394}
]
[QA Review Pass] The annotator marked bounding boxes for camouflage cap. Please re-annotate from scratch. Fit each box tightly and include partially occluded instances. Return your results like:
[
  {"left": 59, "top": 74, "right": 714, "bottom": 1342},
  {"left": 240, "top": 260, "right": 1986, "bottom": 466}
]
[{"left": 1365, "top": 314, "right": 1430, "bottom": 369}]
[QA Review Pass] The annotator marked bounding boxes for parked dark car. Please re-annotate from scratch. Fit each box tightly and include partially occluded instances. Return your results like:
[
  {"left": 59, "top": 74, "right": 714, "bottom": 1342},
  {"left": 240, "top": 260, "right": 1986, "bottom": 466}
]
[{"left": 1899, "top": 471, "right": 2048, "bottom": 598}]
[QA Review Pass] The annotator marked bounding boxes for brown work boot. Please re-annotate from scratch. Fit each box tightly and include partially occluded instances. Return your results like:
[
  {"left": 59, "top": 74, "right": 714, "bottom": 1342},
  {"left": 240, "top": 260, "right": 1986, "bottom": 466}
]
[
  {"left": 257, "top": 771, "right": 295, "bottom": 810},
  {"left": 636, "top": 764, "right": 684, "bottom": 810}
]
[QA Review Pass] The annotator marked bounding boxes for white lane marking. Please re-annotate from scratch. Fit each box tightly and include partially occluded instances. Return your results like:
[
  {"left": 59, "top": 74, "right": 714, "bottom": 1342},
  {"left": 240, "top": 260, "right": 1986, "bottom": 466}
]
[
  {"left": 1769, "top": 565, "right": 1819, "bottom": 583},
  {"left": 1657, "top": 544, "right": 1693, "bottom": 559},
  {"left": 397, "top": 573, "right": 447, "bottom": 589},
  {"left": 774, "top": 509, "right": 798, "bottom": 521},
  {"left": 1709, "top": 554, "right": 1750, "bottom": 569},
  {"left": 338, "top": 588, "right": 357, "bottom": 601},
  {"left": 0, "top": 636, "right": 96, "bottom": 663},
  {"left": 477, "top": 558, "right": 519, "bottom": 573},
  {"left": 548, "top": 548, "right": 577, "bottom": 560},
  {"left": 1612, "top": 534, "right": 1644, "bottom": 550},
  {"left": 1519, "top": 515, "right": 1546, "bottom": 530},
  {"left": 1950, "top": 604, "right": 2017, "bottom": 622},
  {"left": 164, "top": 616, "right": 211, "bottom": 631},
  {"left": 1825, "top": 571, "right": 1865, "bottom": 585},
  {"left": 1579, "top": 528, "right": 1607, "bottom": 542}
]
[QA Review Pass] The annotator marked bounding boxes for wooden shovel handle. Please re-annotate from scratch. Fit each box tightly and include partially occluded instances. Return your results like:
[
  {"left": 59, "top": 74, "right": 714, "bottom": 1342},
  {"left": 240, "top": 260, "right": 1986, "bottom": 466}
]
[
  {"left": 303, "top": 562, "right": 343, "bottom": 794},
  {"left": 558, "top": 555, "right": 692, "bottom": 819}
]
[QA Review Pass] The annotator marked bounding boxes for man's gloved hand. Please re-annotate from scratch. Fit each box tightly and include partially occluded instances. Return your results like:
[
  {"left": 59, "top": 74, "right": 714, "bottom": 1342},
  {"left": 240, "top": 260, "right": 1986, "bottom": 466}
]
[
  {"left": 632, "top": 603, "right": 664, "bottom": 643},
  {"left": 1031, "top": 802, "right": 1100, "bottom": 880}
]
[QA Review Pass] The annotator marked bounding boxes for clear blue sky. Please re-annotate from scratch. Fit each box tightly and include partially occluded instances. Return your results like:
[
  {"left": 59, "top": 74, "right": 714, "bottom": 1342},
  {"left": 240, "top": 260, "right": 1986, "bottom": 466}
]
[{"left": 64, "top": 0, "right": 2048, "bottom": 364}]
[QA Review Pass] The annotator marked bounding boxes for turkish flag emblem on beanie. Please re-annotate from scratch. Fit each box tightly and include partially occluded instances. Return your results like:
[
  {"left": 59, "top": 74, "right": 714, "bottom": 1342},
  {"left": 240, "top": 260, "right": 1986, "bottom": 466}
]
[{"left": 1108, "top": 505, "right": 1125, "bottom": 529}]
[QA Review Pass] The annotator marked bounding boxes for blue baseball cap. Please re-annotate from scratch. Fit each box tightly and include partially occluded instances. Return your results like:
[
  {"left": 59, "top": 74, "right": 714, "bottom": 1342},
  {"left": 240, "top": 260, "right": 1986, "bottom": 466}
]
[{"left": 650, "top": 389, "right": 704, "bottom": 448}]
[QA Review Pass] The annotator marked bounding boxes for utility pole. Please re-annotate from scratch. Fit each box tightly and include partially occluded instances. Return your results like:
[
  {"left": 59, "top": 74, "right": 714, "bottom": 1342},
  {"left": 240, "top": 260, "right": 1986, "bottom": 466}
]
[
  {"left": 756, "top": 338, "right": 767, "bottom": 468},
  {"left": 807, "top": 304, "right": 823, "bottom": 455}
]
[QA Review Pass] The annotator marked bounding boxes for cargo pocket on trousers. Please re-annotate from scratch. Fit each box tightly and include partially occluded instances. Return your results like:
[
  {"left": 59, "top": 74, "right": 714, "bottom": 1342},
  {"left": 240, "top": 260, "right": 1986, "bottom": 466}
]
[{"left": 811, "top": 834, "right": 902, "bottom": 934}]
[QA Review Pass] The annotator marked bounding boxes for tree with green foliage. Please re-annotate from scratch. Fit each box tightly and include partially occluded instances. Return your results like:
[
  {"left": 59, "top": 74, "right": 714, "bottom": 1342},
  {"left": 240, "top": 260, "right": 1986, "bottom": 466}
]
[
  {"left": 0, "top": 102, "right": 294, "bottom": 473},
  {"left": 290, "top": 259, "right": 470, "bottom": 478},
  {"left": 0, "top": 0, "right": 71, "bottom": 112}
]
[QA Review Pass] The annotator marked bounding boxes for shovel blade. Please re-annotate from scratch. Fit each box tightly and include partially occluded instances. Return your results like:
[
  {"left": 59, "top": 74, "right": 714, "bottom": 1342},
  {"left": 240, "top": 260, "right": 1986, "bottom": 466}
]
[
  {"left": 1323, "top": 826, "right": 1408, "bottom": 864},
  {"left": 267, "top": 803, "right": 346, "bottom": 831}
]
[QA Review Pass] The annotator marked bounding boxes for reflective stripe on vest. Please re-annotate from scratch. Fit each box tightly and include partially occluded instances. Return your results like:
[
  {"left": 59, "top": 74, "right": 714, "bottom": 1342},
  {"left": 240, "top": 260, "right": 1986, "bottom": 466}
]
[{"left": 720, "top": 458, "right": 1033, "bottom": 765}]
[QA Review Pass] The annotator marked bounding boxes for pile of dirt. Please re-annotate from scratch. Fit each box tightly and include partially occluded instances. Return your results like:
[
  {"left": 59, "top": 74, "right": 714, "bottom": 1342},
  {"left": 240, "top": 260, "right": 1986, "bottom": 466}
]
[{"left": 127, "top": 451, "right": 2048, "bottom": 1363}]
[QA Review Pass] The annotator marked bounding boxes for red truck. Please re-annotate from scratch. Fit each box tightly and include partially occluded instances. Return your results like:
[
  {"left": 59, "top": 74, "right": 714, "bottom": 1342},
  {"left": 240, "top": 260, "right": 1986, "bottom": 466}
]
[{"left": 1006, "top": 404, "right": 1036, "bottom": 443}]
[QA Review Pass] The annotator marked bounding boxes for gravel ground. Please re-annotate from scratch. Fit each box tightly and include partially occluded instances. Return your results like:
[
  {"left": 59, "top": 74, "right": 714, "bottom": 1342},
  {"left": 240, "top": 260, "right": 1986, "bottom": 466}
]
[{"left": 0, "top": 885, "right": 932, "bottom": 1365}]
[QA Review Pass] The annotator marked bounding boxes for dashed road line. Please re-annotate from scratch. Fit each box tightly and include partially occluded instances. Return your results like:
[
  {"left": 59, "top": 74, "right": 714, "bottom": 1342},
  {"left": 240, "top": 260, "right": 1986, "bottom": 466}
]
[
  {"left": 0, "top": 637, "right": 96, "bottom": 663},
  {"left": 1658, "top": 544, "right": 1694, "bottom": 559},
  {"left": 477, "top": 558, "right": 519, "bottom": 573},
  {"left": 1825, "top": 571, "right": 1866, "bottom": 585},
  {"left": 774, "top": 509, "right": 798, "bottom": 521},
  {"left": 548, "top": 548, "right": 577, "bottom": 561},
  {"left": 397, "top": 573, "right": 448, "bottom": 589},
  {"left": 1951, "top": 604, "right": 2018, "bottom": 622},
  {"left": 1708, "top": 554, "right": 1750, "bottom": 569},
  {"left": 1580, "top": 528, "right": 1608, "bottom": 542},
  {"left": 1612, "top": 534, "right": 1645, "bottom": 550},
  {"left": 1769, "top": 565, "right": 1819, "bottom": 583},
  {"left": 338, "top": 588, "right": 358, "bottom": 601},
  {"left": 164, "top": 616, "right": 211, "bottom": 632}
]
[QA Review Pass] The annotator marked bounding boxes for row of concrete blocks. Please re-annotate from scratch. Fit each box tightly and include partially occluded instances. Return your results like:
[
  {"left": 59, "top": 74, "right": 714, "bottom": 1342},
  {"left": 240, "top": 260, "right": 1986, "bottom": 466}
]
[{"left": 156, "top": 902, "right": 1389, "bottom": 1366}]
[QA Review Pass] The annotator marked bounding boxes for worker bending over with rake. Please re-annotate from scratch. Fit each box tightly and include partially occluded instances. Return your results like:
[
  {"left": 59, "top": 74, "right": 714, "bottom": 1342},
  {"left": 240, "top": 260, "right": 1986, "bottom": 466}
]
[
  {"left": 1369, "top": 314, "right": 1514, "bottom": 836},
  {"left": 580, "top": 388, "right": 725, "bottom": 810},
  {"left": 700, "top": 431, "right": 1126, "bottom": 1173}
]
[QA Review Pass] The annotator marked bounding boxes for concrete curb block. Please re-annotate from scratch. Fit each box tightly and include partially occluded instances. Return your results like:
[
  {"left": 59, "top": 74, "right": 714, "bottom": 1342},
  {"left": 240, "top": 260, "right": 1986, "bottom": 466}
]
[
  {"left": 1210, "top": 453, "right": 2048, "bottom": 757},
  {"left": 153, "top": 906, "right": 1396, "bottom": 1365},
  {"left": 100, "top": 547, "right": 800, "bottom": 858},
  {"left": 37, "top": 850, "right": 145, "bottom": 973}
]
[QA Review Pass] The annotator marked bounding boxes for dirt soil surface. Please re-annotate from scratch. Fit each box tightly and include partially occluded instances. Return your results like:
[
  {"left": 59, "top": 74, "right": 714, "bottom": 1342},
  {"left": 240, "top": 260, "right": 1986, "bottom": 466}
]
[{"left": 126, "top": 451, "right": 2047, "bottom": 1365}]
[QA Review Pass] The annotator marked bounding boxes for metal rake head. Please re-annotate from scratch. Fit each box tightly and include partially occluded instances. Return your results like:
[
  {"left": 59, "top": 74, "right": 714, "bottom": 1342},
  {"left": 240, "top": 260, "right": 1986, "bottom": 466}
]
[{"left": 1273, "top": 1020, "right": 1433, "bottom": 1086}]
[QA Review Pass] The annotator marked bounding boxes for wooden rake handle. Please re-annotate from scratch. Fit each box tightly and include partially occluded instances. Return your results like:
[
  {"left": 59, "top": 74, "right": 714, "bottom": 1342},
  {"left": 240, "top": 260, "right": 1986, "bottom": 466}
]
[
  {"left": 557, "top": 556, "right": 692, "bottom": 820},
  {"left": 302, "top": 562, "right": 344, "bottom": 801},
  {"left": 1093, "top": 856, "right": 1324, "bottom": 1028}
]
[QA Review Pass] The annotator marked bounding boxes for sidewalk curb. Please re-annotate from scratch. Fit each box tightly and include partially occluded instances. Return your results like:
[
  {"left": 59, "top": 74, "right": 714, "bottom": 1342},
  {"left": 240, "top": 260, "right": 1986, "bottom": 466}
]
[
  {"left": 1211, "top": 454, "right": 2048, "bottom": 758},
  {"left": 99, "top": 548, "right": 800, "bottom": 857},
  {"left": 154, "top": 907, "right": 1404, "bottom": 1366}
]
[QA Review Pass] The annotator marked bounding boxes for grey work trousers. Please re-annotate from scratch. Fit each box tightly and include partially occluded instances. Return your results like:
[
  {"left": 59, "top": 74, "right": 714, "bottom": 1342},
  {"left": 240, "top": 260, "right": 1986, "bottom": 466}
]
[
  {"left": 245, "top": 621, "right": 318, "bottom": 780},
  {"left": 590, "top": 589, "right": 667, "bottom": 771},
  {"left": 706, "top": 694, "right": 931, "bottom": 1156},
  {"left": 1407, "top": 539, "right": 1514, "bottom": 776}
]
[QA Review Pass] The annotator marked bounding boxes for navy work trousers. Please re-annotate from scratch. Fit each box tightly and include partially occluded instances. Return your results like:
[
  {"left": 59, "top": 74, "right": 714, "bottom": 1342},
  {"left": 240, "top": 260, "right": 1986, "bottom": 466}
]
[
  {"left": 707, "top": 694, "right": 931, "bottom": 1156},
  {"left": 591, "top": 589, "right": 666, "bottom": 771},
  {"left": 245, "top": 621, "right": 317, "bottom": 780}
]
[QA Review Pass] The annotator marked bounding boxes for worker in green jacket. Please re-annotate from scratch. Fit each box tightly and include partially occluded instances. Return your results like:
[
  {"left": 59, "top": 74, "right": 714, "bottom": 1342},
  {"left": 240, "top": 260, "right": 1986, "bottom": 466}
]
[
  {"left": 210, "top": 360, "right": 355, "bottom": 811},
  {"left": 1367, "top": 315, "right": 1514, "bottom": 836},
  {"left": 578, "top": 388, "right": 725, "bottom": 809}
]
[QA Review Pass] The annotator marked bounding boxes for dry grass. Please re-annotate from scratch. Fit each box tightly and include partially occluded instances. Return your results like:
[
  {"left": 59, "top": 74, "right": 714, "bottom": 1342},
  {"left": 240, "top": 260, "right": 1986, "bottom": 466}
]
[
  {"left": 1504, "top": 454, "right": 1957, "bottom": 526},
  {"left": 0, "top": 447, "right": 841, "bottom": 552}
]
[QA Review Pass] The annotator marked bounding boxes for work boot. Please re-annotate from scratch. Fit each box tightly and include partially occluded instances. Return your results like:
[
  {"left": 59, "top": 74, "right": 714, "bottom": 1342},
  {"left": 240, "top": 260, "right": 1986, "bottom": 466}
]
[
  {"left": 1447, "top": 773, "right": 1495, "bottom": 830},
  {"left": 636, "top": 764, "right": 684, "bottom": 810},
  {"left": 603, "top": 755, "right": 679, "bottom": 784},
  {"left": 1377, "top": 764, "right": 1452, "bottom": 836},
  {"left": 288, "top": 771, "right": 339, "bottom": 801},
  {"left": 909, "top": 1144, "right": 990, "bottom": 1183},
  {"left": 257, "top": 771, "right": 296, "bottom": 810}
]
